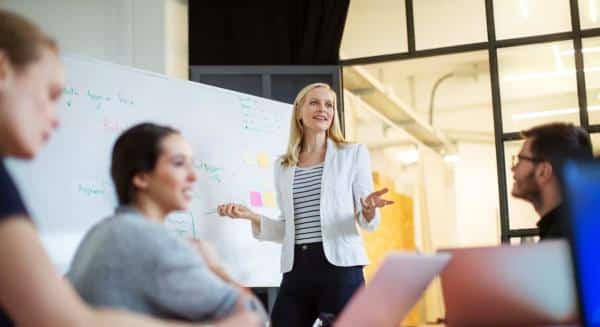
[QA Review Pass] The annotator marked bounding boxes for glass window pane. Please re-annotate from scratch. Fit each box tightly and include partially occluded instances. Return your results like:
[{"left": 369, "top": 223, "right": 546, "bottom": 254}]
[
  {"left": 592, "top": 133, "right": 600, "bottom": 156},
  {"left": 344, "top": 51, "right": 500, "bottom": 246},
  {"left": 579, "top": 0, "right": 600, "bottom": 30},
  {"left": 414, "top": 0, "right": 487, "bottom": 50},
  {"left": 494, "top": 0, "right": 572, "bottom": 40},
  {"left": 504, "top": 140, "right": 539, "bottom": 230},
  {"left": 498, "top": 41, "right": 580, "bottom": 133},
  {"left": 582, "top": 37, "right": 600, "bottom": 125},
  {"left": 352, "top": 51, "right": 493, "bottom": 128},
  {"left": 340, "top": 0, "right": 407, "bottom": 59}
]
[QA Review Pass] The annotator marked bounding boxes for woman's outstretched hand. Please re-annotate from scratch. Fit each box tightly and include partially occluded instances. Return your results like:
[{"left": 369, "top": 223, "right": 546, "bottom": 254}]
[
  {"left": 360, "top": 188, "right": 395, "bottom": 221},
  {"left": 217, "top": 203, "right": 260, "bottom": 224}
]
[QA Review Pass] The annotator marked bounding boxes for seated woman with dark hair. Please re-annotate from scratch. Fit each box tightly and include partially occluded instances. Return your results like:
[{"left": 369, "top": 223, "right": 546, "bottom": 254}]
[{"left": 67, "top": 123, "right": 266, "bottom": 323}]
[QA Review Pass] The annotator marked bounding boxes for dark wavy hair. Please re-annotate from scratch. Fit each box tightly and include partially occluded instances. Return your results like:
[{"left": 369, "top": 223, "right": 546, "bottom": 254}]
[
  {"left": 111, "top": 123, "right": 179, "bottom": 205},
  {"left": 521, "top": 122, "right": 593, "bottom": 170}
]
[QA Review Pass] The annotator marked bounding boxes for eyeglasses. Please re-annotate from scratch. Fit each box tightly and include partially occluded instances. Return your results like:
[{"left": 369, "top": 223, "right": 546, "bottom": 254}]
[{"left": 511, "top": 154, "right": 543, "bottom": 169}]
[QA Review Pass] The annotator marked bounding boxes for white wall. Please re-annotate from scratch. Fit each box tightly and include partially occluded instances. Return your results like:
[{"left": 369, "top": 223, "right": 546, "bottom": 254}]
[
  {"left": 340, "top": 0, "right": 408, "bottom": 59},
  {"left": 417, "top": 145, "right": 459, "bottom": 249},
  {"left": 1, "top": 0, "right": 188, "bottom": 78},
  {"left": 454, "top": 142, "right": 501, "bottom": 246},
  {"left": 165, "top": 0, "right": 188, "bottom": 78},
  {"left": 413, "top": 0, "right": 487, "bottom": 50}
]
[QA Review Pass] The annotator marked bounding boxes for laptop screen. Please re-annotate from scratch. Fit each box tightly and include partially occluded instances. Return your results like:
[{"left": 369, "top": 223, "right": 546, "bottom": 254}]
[{"left": 562, "top": 160, "right": 600, "bottom": 326}]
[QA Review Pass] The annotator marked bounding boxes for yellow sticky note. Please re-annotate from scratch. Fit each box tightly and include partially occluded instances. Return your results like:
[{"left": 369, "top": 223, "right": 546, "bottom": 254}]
[
  {"left": 244, "top": 153, "right": 256, "bottom": 166},
  {"left": 257, "top": 153, "right": 270, "bottom": 168},
  {"left": 263, "top": 192, "right": 276, "bottom": 208}
]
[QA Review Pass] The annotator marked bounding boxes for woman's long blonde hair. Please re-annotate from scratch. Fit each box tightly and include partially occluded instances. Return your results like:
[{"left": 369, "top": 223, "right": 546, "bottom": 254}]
[{"left": 280, "top": 83, "right": 349, "bottom": 167}]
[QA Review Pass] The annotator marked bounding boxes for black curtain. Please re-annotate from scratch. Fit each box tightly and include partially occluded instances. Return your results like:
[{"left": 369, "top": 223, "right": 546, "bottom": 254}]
[{"left": 189, "top": 1, "right": 350, "bottom": 65}]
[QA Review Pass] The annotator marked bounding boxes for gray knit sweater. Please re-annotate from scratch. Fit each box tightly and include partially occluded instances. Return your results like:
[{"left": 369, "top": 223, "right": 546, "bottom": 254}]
[{"left": 66, "top": 206, "right": 239, "bottom": 322}]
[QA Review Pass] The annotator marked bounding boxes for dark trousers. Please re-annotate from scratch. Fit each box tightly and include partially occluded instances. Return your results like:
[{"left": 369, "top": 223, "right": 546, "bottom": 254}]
[{"left": 270, "top": 243, "right": 364, "bottom": 327}]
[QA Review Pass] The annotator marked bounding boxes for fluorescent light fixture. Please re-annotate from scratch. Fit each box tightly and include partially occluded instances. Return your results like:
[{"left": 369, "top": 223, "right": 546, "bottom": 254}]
[
  {"left": 503, "top": 70, "right": 570, "bottom": 82},
  {"left": 503, "top": 44, "right": 600, "bottom": 82},
  {"left": 394, "top": 149, "right": 419, "bottom": 165},
  {"left": 503, "top": 66, "right": 600, "bottom": 82},
  {"left": 519, "top": 0, "right": 529, "bottom": 18},
  {"left": 444, "top": 154, "right": 460, "bottom": 163},
  {"left": 512, "top": 105, "right": 600, "bottom": 121},
  {"left": 560, "top": 47, "right": 600, "bottom": 55},
  {"left": 553, "top": 45, "right": 564, "bottom": 71}
]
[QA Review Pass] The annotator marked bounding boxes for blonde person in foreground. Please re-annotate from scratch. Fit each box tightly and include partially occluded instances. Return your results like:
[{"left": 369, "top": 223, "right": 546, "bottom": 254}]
[
  {"left": 218, "top": 83, "right": 394, "bottom": 326},
  {"left": 0, "top": 9, "right": 260, "bottom": 327}
]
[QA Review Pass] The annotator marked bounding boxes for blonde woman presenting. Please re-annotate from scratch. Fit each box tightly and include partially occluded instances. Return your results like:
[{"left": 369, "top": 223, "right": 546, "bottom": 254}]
[{"left": 218, "top": 83, "right": 393, "bottom": 327}]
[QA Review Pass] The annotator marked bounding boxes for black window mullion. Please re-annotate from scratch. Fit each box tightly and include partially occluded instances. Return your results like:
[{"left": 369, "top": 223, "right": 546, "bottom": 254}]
[
  {"left": 486, "top": 0, "right": 511, "bottom": 243},
  {"left": 495, "top": 31, "right": 574, "bottom": 48},
  {"left": 405, "top": 0, "right": 416, "bottom": 53},
  {"left": 581, "top": 27, "right": 600, "bottom": 37},
  {"left": 507, "top": 228, "right": 539, "bottom": 238},
  {"left": 570, "top": 0, "right": 590, "bottom": 129},
  {"left": 589, "top": 125, "right": 600, "bottom": 133},
  {"left": 501, "top": 132, "right": 522, "bottom": 142}
]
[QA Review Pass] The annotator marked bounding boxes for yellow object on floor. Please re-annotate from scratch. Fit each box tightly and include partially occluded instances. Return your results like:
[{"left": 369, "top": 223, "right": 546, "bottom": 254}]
[{"left": 361, "top": 171, "right": 417, "bottom": 326}]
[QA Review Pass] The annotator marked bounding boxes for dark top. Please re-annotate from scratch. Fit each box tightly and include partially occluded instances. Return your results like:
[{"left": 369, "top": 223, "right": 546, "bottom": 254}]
[
  {"left": 0, "top": 160, "right": 29, "bottom": 326},
  {"left": 537, "top": 203, "right": 568, "bottom": 240},
  {"left": 0, "top": 161, "right": 27, "bottom": 221}
]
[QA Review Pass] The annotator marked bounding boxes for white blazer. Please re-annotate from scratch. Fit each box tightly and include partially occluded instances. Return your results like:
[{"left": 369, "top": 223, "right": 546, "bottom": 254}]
[{"left": 252, "top": 139, "right": 380, "bottom": 273}]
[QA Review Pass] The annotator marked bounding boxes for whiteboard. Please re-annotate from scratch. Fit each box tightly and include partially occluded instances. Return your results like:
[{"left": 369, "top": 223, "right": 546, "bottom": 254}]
[{"left": 6, "top": 54, "right": 291, "bottom": 287}]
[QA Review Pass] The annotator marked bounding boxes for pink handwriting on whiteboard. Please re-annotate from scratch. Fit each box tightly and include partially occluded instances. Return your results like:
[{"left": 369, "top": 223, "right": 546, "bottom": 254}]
[{"left": 103, "top": 117, "right": 123, "bottom": 133}]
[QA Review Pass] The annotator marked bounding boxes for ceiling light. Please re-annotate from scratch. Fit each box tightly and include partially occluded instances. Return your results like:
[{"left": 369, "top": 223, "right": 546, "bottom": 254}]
[
  {"left": 502, "top": 70, "right": 570, "bottom": 82},
  {"left": 519, "top": 0, "right": 529, "bottom": 18},
  {"left": 503, "top": 66, "right": 600, "bottom": 82},
  {"left": 512, "top": 105, "right": 600, "bottom": 121},
  {"left": 394, "top": 149, "right": 419, "bottom": 165},
  {"left": 560, "top": 47, "right": 600, "bottom": 55},
  {"left": 503, "top": 45, "right": 600, "bottom": 82},
  {"left": 552, "top": 45, "right": 564, "bottom": 71},
  {"left": 444, "top": 154, "right": 460, "bottom": 163}
]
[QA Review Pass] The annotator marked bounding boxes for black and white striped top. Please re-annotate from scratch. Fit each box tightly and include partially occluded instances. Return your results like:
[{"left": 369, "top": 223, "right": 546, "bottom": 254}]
[{"left": 293, "top": 163, "right": 324, "bottom": 245}]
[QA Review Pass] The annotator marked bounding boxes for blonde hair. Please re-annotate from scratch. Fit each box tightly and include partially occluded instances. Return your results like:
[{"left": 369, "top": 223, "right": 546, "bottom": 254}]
[
  {"left": 281, "top": 83, "right": 349, "bottom": 167},
  {"left": 0, "top": 10, "right": 58, "bottom": 70}
]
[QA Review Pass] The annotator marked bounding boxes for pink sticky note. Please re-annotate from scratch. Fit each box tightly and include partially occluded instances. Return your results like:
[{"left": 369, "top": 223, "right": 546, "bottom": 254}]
[{"left": 250, "top": 191, "right": 263, "bottom": 207}]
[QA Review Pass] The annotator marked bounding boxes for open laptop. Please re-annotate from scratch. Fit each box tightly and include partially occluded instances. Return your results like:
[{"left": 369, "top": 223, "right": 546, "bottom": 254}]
[
  {"left": 561, "top": 159, "right": 600, "bottom": 327},
  {"left": 439, "top": 241, "right": 578, "bottom": 327},
  {"left": 335, "top": 251, "right": 451, "bottom": 327}
]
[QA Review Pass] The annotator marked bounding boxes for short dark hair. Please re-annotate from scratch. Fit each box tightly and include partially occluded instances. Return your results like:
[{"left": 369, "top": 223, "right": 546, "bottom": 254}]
[
  {"left": 521, "top": 122, "right": 593, "bottom": 170},
  {"left": 0, "top": 10, "right": 58, "bottom": 70},
  {"left": 111, "top": 123, "right": 179, "bottom": 205}
]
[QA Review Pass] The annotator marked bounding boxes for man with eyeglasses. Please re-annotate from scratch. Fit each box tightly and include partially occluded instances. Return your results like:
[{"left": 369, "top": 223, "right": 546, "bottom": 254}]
[{"left": 511, "top": 122, "right": 593, "bottom": 240}]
